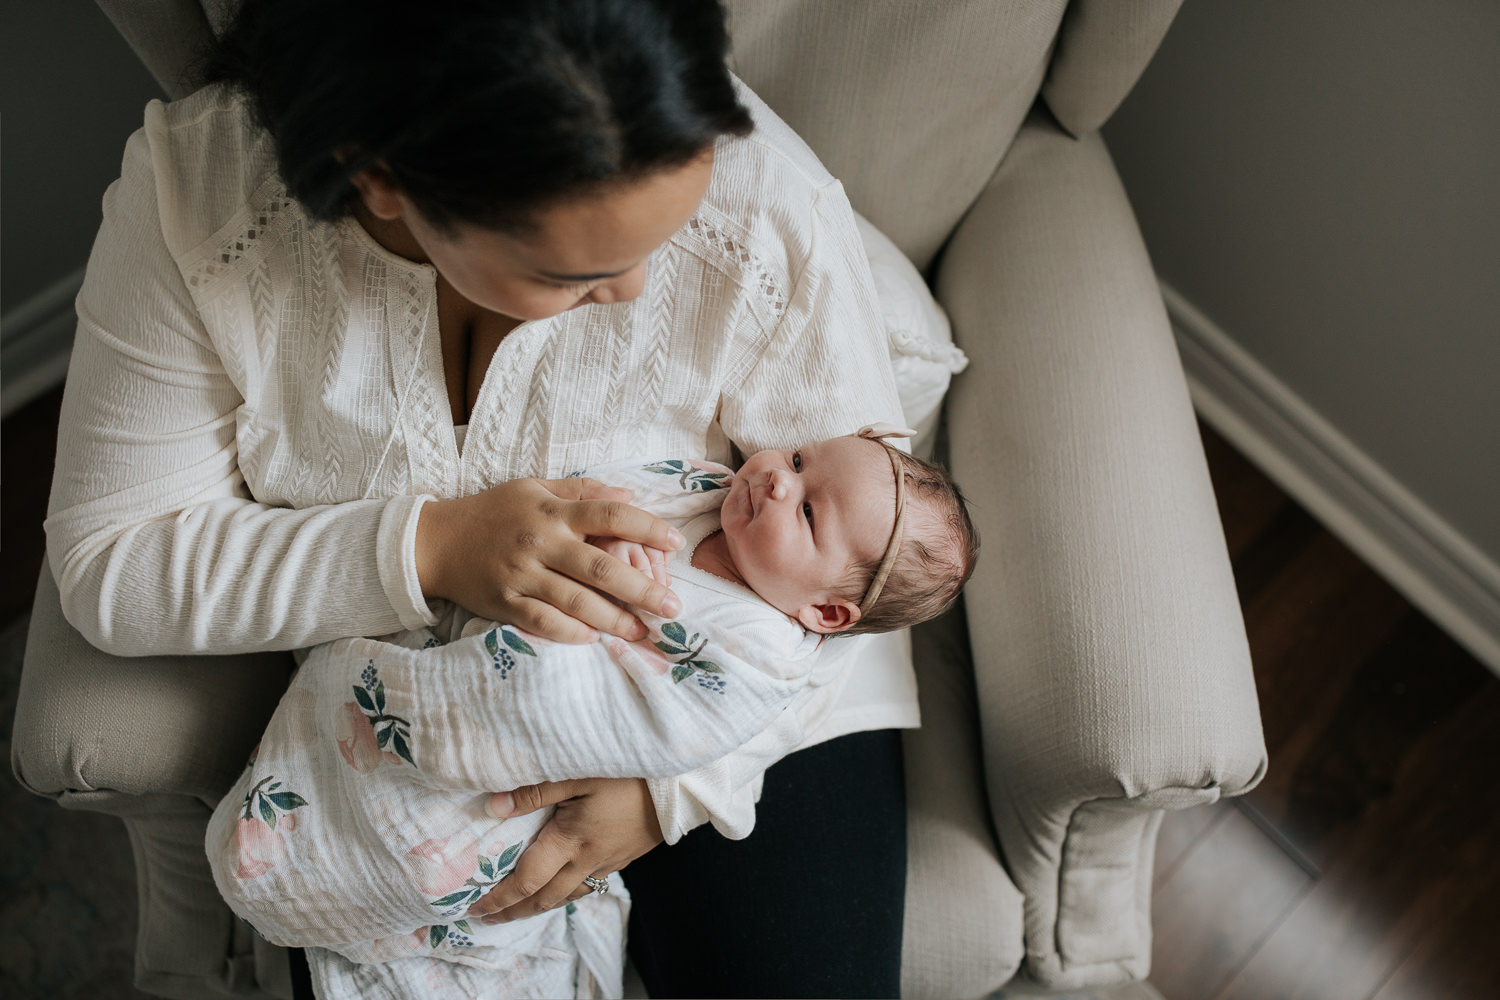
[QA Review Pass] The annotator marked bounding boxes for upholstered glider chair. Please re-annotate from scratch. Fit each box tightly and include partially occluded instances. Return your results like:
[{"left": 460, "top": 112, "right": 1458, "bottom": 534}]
[{"left": 13, "top": 1, "right": 1267, "bottom": 996}]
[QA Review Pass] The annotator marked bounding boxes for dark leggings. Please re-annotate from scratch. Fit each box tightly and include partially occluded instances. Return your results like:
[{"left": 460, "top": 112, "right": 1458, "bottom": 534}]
[
  {"left": 623, "top": 728, "right": 908, "bottom": 999},
  {"left": 291, "top": 729, "right": 908, "bottom": 999}
]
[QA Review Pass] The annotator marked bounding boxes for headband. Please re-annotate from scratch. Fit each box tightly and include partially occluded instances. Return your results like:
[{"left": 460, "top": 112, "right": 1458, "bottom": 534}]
[{"left": 855, "top": 423, "right": 918, "bottom": 615}]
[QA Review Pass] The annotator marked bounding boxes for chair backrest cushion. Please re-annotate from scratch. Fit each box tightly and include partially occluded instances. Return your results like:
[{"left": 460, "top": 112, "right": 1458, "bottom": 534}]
[{"left": 725, "top": 0, "right": 1068, "bottom": 271}]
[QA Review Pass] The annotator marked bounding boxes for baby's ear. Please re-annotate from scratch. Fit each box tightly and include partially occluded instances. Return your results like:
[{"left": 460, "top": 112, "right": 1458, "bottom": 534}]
[{"left": 797, "top": 600, "right": 860, "bottom": 634}]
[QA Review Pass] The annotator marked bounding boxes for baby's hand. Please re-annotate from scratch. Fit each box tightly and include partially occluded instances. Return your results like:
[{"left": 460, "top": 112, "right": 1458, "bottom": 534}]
[{"left": 589, "top": 536, "right": 673, "bottom": 590}]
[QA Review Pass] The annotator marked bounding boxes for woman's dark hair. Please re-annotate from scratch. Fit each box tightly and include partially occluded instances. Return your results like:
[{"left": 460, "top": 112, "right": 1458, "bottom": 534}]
[{"left": 202, "top": 0, "right": 753, "bottom": 231}]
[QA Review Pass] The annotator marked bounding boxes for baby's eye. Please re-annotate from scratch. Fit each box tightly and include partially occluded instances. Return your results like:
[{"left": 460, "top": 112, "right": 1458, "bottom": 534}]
[
  {"left": 792, "top": 451, "right": 803, "bottom": 471},
  {"left": 802, "top": 502, "right": 814, "bottom": 526}
]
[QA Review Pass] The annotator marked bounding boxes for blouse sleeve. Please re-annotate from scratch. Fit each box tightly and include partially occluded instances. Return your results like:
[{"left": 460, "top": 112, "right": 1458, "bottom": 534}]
[
  {"left": 719, "top": 180, "right": 906, "bottom": 453},
  {"left": 44, "top": 126, "right": 433, "bottom": 657}
]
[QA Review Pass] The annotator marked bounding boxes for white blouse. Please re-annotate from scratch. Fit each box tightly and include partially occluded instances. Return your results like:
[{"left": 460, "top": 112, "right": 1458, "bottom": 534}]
[{"left": 46, "top": 80, "right": 919, "bottom": 788}]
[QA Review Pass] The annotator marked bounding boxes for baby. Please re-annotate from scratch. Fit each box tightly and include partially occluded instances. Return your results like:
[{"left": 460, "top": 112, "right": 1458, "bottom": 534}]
[{"left": 205, "top": 424, "right": 977, "bottom": 1000}]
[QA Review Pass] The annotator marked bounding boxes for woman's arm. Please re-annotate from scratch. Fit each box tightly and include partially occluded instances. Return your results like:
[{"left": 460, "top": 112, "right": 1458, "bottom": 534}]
[
  {"left": 45, "top": 128, "right": 421, "bottom": 655},
  {"left": 47, "top": 128, "right": 683, "bottom": 656}
]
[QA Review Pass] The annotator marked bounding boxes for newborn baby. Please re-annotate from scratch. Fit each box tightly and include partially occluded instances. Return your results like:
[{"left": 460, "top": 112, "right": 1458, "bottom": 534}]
[{"left": 206, "top": 424, "right": 977, "bottom": 1000}]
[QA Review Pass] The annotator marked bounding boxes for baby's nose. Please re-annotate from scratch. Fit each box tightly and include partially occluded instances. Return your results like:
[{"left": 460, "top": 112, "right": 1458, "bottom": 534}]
[{"left": 767, "top": 467, "right": 791, "bottom": 501}]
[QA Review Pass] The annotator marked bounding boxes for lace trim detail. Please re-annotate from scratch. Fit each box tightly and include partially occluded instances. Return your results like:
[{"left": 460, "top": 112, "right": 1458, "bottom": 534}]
[
  {"left": 684, "top": 216, "right": 788, "bottom": 321},
  {"left": 184, "top": 193, "right": 301, "bottom": 291}
]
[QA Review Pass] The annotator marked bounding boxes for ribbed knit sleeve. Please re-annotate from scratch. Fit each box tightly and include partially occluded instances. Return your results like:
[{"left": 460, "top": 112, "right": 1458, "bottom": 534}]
[{"left": 44, "top": 122, "right": 434, "bottom": 657}]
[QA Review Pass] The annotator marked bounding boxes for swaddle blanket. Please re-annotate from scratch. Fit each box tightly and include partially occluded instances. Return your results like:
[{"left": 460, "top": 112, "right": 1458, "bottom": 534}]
[{"left": 205, "top": 458, "right": 844, "bottom": 999}]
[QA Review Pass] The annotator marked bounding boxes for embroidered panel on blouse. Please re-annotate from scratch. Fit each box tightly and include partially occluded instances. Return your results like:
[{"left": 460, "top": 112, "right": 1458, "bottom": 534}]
[{"left": 179, "top": 179, "right": 793, "bottom": 512}]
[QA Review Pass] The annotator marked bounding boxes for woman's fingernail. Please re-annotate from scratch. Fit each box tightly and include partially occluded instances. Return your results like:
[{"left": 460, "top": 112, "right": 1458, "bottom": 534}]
[
  {"left": 667, "top": 528, "right": 685, "bottom": 548},
  {"left": 486, "top": 791, "right": 514, "bottom": 818},
  {"left": 662, "top": 594, "right": 683, "bottom": 616}
]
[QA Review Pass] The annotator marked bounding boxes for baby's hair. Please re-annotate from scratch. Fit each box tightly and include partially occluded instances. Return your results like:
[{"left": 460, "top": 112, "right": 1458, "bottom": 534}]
[{"left": 838, "top": 451, "right": 979, "bottom": 636}]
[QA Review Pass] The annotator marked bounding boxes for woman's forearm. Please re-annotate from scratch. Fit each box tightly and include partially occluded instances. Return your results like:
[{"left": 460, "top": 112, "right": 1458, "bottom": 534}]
[{"left": 50, "top": 493, "right": 432, "bottom": 656}]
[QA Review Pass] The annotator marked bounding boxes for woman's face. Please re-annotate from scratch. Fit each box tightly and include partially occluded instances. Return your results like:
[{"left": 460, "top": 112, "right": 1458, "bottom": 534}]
[{"left": 353, "top": 151, "right": 714, "bottom": 321}]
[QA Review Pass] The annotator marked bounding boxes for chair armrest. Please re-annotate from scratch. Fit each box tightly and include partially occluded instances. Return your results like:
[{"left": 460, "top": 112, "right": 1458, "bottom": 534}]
[
  {"left": 935, "top": 112, "right": 1267, "bottom": 990},
  {"left": 12, "top": 562, "right": 293, "bottom": 805}
]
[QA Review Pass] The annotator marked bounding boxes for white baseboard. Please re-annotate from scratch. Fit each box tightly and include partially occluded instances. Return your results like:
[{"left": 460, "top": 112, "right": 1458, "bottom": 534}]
[
  {"left": 1164, "top": 282, "right": 1500, "bottom": 677},
  {"left": 2, "top": 270, "right": 83, "bottom": 420}
]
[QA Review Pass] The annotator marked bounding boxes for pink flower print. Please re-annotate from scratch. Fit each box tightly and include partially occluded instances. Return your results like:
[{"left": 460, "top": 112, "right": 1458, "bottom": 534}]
[
  {"left": 335, "top": 700, "right": 384, "bottom": 772},
  {"left": 233, "top": 816, "right": 285, "bottom": 879},
  {"left": 407, "top": 835, "right": 481, "bottom": 897}
]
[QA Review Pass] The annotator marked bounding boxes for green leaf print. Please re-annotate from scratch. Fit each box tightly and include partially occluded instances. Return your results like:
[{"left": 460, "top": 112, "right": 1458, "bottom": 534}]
[
  {"left": 429, "top": 925, "right": 446, "bottom": 948},
  {"left": 501, "top": 629, "right": 536, "bottom": 658},
  {"left": 391, "top": 730, "right": 414, "bottom": 766},
  {"left": 376, "top": 725, "right": 392, "bottom": 749},
  {"left": 644, "top": 460, "right": 730, "bottom": 492},
  {"left": 647, "top": 620, "right": 727, "bottom": 692},
  {"left": 373, "top": 681, "right": 387, "bottom": 714},
  {"left": 478, "top": 856, "right": 495, "bottom": 880},
  {"left": 267, "top": 791, "right": 308, "bottom": 811},
  {"left": 352, "top": 685, "right": 376, "bottom": 713},
  {"left": 431, "top": 888, "right": 477, "bottom": 911},
  {"left": 497, "top": 843, "right": 522, "bottom": 871},
  {"left": 484, "top": 630, "right": 500, "bottom": 658},
  {"left": 259, "top": 796, "right": 276, "bottom": 828}
]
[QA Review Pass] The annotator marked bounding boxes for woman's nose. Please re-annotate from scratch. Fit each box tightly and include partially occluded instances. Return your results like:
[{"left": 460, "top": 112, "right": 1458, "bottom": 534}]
[{"left": 587, "top": 262, "right": 648, "bottom": 305}]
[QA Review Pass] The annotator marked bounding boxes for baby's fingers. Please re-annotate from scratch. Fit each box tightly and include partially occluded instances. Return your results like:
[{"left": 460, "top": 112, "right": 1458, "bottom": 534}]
[{"left": 646, "top": 545, "right": 671, "bottom": 588}]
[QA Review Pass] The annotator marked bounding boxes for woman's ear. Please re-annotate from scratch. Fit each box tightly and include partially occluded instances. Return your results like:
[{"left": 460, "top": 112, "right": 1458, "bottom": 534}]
[
  {"left": 796, "top": 600, "right": 860, "bottom": 635},
  {"left": 348, "top": 164, "right": 405, "bottom": 222}
]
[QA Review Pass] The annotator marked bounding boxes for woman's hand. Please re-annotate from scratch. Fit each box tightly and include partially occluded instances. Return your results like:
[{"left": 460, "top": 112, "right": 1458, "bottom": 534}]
[
  {"left": 466, "top": 777, "right": 664, "bottom": 924},
  {"left": 416, "top": 477, "right": 684, "bottom": 643}
]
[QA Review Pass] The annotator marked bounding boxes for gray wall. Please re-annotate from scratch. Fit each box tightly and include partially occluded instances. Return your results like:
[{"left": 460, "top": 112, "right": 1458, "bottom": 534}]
[
  {"left": 2, "top": 2, "right": 163, "bottom": 328},
  {"left": 1103, "top": 2, "right": 1500, "bottom": 658}
]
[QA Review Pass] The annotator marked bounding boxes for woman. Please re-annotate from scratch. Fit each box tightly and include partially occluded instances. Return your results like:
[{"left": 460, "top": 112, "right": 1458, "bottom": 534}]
[{"left": 47, "top": 0, "right": 912, "bottom": 994}]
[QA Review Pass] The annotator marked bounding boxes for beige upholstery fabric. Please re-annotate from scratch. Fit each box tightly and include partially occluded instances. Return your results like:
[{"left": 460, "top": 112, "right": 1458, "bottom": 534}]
[
  {"left": 937, "top": 112, "right": 1267, "bottom": 987},
  {"left": 725, "top": 0, "right": 1068, "bottom": 271},
  {"left": 1043, "top": 0, "right": 1188, "bottom": 137},
  {"left": 13, "top": 567, "right": 291, "bottom": 802},
  {"left": 95, "top": 0, "right": 214, "bottom": 100},
  {"left": 15, "top": 2, "right": 1268, "bottom": 997},
  {"left": 901, "top": 604, "right": 1025, "bottom": 998}
]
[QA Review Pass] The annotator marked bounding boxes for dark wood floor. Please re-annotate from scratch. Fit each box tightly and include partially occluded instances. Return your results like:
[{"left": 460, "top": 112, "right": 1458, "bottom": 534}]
[
  {"left": 4, "top": 386, "right": 1498, "bottom": 999},
  {"left": 1149, "top": 429, "right": 1500, "bottom": 1000}
]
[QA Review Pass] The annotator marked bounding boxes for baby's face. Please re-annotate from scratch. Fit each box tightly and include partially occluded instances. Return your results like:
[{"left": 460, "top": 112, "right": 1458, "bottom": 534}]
[{"left": 720, "top": 436, "right": 896, "bottom": 632}]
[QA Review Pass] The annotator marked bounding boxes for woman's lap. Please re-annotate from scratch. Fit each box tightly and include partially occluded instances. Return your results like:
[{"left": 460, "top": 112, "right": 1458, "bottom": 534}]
[{"left": 621, "top": 728, "right": 908, "bottom": 999}]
